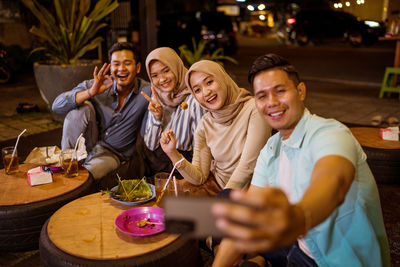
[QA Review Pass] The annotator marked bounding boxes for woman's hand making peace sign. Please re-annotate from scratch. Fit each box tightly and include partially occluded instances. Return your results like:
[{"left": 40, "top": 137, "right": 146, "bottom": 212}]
[{"left": 141, "top": 86, "right": 163, "bottom": 121}]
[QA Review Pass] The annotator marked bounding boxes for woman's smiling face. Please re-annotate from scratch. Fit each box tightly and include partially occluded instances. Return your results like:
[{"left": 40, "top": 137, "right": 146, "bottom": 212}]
[
  {"left": 149, "top": 60, "right": 177, "bottom": 92},
  {"left": 189, "top": 71, "right": 227, "bottom": 110}
]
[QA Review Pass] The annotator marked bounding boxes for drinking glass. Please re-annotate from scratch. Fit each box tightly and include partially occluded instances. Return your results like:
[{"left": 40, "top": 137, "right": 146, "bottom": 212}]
[
  {"left": 60, "top": 149, "right": 79, "bottom": 177},
  {"left": 154, "top": 172, "right": 183, "bottom": 197},
  {"left": 2, "top": 146, "right": 18, "bottom": 174}
]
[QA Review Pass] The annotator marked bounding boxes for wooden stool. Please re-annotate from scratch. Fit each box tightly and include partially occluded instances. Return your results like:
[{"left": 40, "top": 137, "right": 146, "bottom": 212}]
[
  {"left": 0, "top": 163, "right": 92, "bottom": 251},
  {"left": 379, "top": 67, "right": 400, "bottom": 100},
  {"left": 350, "top": 127, "right": 400, "bottom": 184},
  {"left": 39, "top": 192, "right": 199, "bottom": 266}
]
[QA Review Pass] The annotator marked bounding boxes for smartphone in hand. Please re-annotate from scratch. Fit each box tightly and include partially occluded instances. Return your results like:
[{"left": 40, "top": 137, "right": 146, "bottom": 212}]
[{"left": 164, "top": 196, "right": 229, "bottom": 238}]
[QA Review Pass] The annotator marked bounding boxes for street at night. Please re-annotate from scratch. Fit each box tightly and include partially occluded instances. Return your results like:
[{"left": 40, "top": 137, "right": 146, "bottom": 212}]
[{"left": 1, "top": 0, "right": 400, "bottom": 266}]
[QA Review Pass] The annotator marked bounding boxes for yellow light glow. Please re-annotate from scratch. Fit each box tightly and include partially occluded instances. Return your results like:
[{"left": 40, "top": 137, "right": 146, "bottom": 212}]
[
  {"left": 356, "top": 0, "right": 361, "bottom": 4},
  {"left": 259, "top": 15, "right": 266, "bottom": 20},
  {"left": 345, "top": 1, "right": 350, "bottom": 6},
  {"left": 334, "top": 3, "right": 338, "bottom": 8},
  {"left": 361, "top": 0, "right": 364, "bottom": 3},
  {"left": 338, "top": 3, "right": 343, "bottom": 8},
  {"left": 267, "top": 13, "right": 274, "bottom": 27},
  {"left": 258, "top": 4, "right": 265, "bottom": 10},
  {"left": 247, "top": 5, "right": 254, "bottom": 11}
]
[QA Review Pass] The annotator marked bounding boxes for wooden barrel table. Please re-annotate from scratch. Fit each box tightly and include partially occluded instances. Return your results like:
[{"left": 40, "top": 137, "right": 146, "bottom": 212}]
[
  {"left": 350, "top": 127, "right": 400, "bottom": 184},
  {"left": 39, "top": 192, "right": 199, "bottom": 267},
  {"left": 0, "top": 163, "right": 93, "bottom": 251}
]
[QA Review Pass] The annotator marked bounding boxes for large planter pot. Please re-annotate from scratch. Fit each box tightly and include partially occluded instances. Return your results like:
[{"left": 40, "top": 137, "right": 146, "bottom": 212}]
[{"left": 33, "top": 60, "right": 102, "bottom": 122}]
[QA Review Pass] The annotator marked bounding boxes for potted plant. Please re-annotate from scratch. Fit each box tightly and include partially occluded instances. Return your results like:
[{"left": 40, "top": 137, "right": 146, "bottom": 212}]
[
  {"left": 22, "top": 0, "right": 119, "bottom": 121},
  {"left": 179, "top": 38, "right": 238, "bottom": 66}
]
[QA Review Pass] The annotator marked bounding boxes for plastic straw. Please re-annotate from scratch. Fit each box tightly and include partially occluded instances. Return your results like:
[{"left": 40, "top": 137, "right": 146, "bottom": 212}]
[
  {"left": 6, "top": 129, "right": 26, "bottom": 172},
  {"left": 72, "top": 133, "right": 83, "bottom": 160},
  {"left": 162, "top": 157, "right": 184, "bottom": 191},
  {"left": 12, "top": 129, "right": 26, "bottom": 157},
  {"left": 173, "top": 176, "right": 178, "bottom": 197},
  {"left": 155, "top": 157, "right": 185, "bottom": 205}
]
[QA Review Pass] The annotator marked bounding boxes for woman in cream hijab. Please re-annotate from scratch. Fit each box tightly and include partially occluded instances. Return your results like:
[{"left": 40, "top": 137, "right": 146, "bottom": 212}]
[
  {"left": 140, "top": 47, "right": 204, "bottom": 177},
  {"left": 160, "top": 60, "right": 271, "bottom": 195}
]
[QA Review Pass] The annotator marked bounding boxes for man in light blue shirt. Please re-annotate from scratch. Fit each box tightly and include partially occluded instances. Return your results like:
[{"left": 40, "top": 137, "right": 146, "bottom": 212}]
[
  {"left": 53, "top": 43, "right": 151, "bottom": 185},
  {"left": 212, "top": 54, "right": 390, "bottom": 267}
]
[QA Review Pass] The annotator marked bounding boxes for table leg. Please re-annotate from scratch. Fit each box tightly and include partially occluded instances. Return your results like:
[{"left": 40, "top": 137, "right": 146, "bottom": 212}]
[{"left": 394, "top": 40, "right": 400, "bottom": 85}]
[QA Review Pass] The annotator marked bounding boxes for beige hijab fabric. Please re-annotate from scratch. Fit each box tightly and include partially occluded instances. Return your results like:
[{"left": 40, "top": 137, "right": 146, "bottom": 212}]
[
  {"left": 185, "top": 60, "right": 252, "bottom": 125},
  {"left": 145, "top": 47, "right": 190, "bottom": 107}
]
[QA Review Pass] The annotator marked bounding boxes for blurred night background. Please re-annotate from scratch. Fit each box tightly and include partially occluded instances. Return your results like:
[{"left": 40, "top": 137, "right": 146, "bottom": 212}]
[
  {"left": 1, "top": 1, "right": 400, "bottom": 266},
  {"left": 0, "top": 0, "right": 399, "bottom": 80}
]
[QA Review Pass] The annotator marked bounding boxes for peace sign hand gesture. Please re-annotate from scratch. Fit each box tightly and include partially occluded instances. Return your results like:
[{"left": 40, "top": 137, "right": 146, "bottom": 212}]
[{"left": 141, "top": 86, "right": 163, "bottom": 121}]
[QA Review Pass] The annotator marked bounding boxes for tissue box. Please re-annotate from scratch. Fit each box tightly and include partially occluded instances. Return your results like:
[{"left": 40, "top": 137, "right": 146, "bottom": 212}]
[
  {"left": 380, "top": 127, "right": 399, "bottom": 141},
  {"left": 27, "top": 166, "right": 53, "bottom": 186}
]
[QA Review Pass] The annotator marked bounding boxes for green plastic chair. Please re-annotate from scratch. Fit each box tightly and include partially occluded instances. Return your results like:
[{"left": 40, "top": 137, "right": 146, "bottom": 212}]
[{"left": 379, "top": 67, "right": 400, "bottom": 100}]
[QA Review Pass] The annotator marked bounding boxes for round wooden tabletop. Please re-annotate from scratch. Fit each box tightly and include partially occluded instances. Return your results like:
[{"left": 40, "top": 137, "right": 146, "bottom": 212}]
[
  {"left": 47, "top": 192, "right": 179, "bottom": 260},
  {"left": 0, "top": 163, "right": 89, "bottom": 206},
  {"left": 350, "top": 127, "right": 400, "bottom": 149}
]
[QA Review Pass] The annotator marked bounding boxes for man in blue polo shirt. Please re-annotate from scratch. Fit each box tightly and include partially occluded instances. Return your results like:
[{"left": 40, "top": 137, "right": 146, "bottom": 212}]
[
  {"left": 53, "top": 42, "right": 151, "bottom": 184},
  {"left": 211, "top": 54, "right": 390, "bottom": 267}
]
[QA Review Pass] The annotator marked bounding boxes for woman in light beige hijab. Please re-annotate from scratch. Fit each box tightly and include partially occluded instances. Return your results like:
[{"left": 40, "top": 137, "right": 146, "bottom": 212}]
[
  {"left": 160, "top": 60, "right": 271, "bottom": 195},
  {"left": 140, "top": 47, "right": 205, "bottom": 177}
]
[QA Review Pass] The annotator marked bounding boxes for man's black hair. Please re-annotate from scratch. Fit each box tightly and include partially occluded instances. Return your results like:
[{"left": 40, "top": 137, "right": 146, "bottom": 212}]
[
  {"left": 108, "top": 42, "right": 140, "bottom": 63},
  {"left": 248, "top": 53, "right": 300, "bottom": 86}
]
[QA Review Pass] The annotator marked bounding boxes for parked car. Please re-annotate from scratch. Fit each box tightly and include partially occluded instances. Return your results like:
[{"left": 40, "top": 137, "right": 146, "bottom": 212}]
[
  {"left": 157, "top": 11, "right": 237, "bottom": 55},
  {"left": 198, "top": 12, "right": 238, "bottom": 55},
  {"left": 278, "top": 9, "right": 385, "bottom": 46}
]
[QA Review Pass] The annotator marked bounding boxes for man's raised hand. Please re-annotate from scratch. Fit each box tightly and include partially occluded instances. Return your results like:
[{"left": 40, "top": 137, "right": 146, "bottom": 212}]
[{"left": 89, "top": 63, "right": 113, "bottom": 97}]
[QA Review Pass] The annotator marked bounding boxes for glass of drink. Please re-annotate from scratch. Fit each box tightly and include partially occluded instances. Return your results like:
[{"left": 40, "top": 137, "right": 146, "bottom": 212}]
[
  {"left": 60, "top": 149, "right": 79, "bottom": 178},
  {"left": 2, "top": 146, "right": 19, "bottom": 174},
  {"left": 154, "top": 172, "right": 183, "bottom": 197},
  {"left": 154, "top": 172, "right": 169, "bottom": 197}
]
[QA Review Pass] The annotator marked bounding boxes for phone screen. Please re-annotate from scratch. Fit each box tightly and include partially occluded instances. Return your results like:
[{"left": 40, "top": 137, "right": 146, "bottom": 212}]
[{"left": 164, "top": 196, "right": 229, "bottom": 238}]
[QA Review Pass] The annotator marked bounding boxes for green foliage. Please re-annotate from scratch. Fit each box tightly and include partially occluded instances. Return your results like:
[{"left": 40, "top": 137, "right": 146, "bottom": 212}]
[
  {"left": 113, "top": 179, "right": 152, "bottom": 202},
  {"left": 179, "top": 38, "right": 238, "bottom": 66},
  {"left": 22, "top": 0, "right": 119, "bottom": 65},
  {"left": 104, "top": 178, "right": 153, "bottom": 202}
]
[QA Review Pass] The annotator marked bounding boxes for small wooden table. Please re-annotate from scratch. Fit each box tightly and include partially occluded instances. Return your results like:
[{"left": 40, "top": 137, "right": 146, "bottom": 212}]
[
  {"left": 0, "top": 163, "right": 92, "bottom": 251},
  {"left": 48, "top": 193, "right": 178, "bottom": 260},
  {"left": 350, "top": 127, "right": 400, "bottom": 149},
  {"left": 40, "top": 193, "right": 198, "bottom": 266},
  {"left": 350, "top": 127, "right": 400, "bottom": 184},
  {"left": 0, "top": 163, "right": 89, "bottom": 205}
]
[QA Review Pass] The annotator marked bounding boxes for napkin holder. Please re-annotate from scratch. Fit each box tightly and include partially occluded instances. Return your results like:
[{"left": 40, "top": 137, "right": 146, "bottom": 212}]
[
  {"left": 27, "top": 166, "right": 53, "bottom": 186},
  {"left": 380, "top": 126, "right": 399, "bottom": 141}
]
